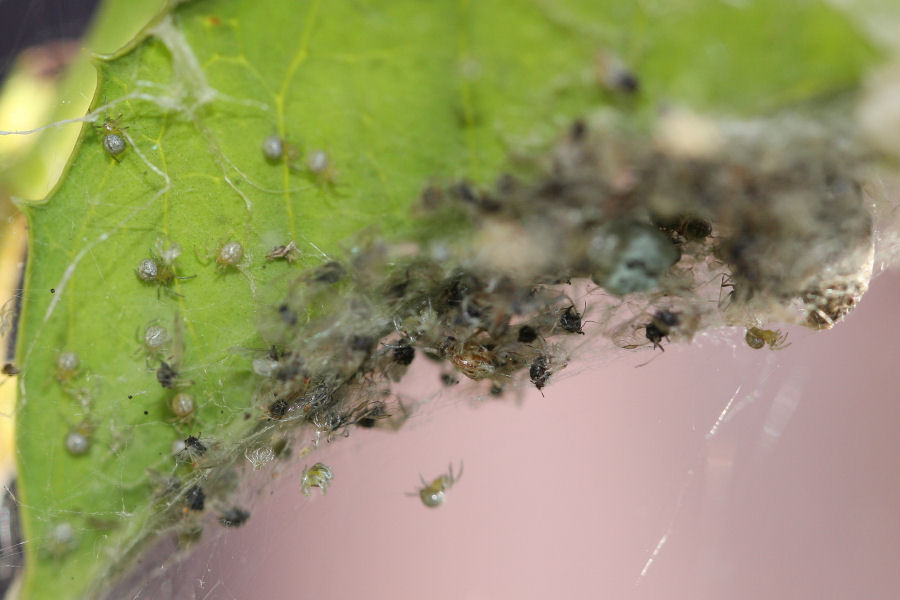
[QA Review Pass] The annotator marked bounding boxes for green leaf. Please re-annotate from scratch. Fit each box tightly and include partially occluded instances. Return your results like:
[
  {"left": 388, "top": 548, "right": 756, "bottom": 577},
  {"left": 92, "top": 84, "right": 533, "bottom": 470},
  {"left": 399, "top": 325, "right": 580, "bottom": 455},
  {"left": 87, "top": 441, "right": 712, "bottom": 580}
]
[{"left": 13, "top": 0, "right": 876, "bottom": 598}]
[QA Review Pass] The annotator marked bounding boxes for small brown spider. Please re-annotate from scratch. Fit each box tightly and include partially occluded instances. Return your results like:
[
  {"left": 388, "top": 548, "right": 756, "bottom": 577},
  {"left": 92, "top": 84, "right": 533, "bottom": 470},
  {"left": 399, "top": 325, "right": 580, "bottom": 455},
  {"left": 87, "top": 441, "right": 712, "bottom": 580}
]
[{"left": 265, "top": 240, "right": 301, "bottom": 263}]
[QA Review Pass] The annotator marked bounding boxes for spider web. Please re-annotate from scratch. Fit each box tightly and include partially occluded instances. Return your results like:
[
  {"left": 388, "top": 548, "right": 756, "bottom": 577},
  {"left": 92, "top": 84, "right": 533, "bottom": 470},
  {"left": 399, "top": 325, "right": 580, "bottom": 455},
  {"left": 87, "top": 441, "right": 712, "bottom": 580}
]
[{"left": 52, "top": 269, "right": 899, "bottom": 600}]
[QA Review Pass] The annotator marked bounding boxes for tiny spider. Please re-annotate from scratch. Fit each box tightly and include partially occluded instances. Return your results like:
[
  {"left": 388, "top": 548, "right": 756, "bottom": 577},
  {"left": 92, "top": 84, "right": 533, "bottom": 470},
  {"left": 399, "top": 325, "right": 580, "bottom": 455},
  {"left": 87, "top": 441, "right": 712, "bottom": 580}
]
[
  {"left": 517, "top": 325, "right": 538, "bottom": 344},
  {"left": 261, "top": 134, "right": 299, "bottom": 163},
  {"left": 136, "top": 239, "right": 194, "bottom": 297},
  {"left": 745, "top": 327, "right": 790, "bottom": 351},
  {"left": 170, "top": 392, "right": 195, "bottom": 421},
  {"left": 300, "top": 462, "right": 334, "bottom": 496},
  {"left": 44, "top": 522, "right": 77, "bottom": 558},
  {"left": 65, "top": 428, "right": 90, "bottom": 456},
  {"left": 95, "top": 113, "right": 127, "bottom": 160},
  {"left": 197, "top": 239, "right": 248, "bottom": 274},
  {"left": 410, "top": 462, "right": 463, "bottom": 508},
  {"left": 136, "top": 322, "right": 169, "bottom": 362},
  {"left": 306, "top": 149, "right": 336, "bottom": 183},
  {"left": 215, "top": 240, "right": 244, "bottom": 271},
  {"left": 184, "top": 485, "right": 206, "bottom": 512},
  {"left": 55, "top": 351, "right": 80, "bottom": 382},
  {"left": 262, "top": 134, "right": 284, "bottom": 161},
  {"left": 154, "top": 312, "right": 192, "bottom": 389},
  {"left": 156, "top": 360, "right": 192, "bottom": 389},
  {"left": 448, "top": 340, "right": 495, "bottom": 381}
]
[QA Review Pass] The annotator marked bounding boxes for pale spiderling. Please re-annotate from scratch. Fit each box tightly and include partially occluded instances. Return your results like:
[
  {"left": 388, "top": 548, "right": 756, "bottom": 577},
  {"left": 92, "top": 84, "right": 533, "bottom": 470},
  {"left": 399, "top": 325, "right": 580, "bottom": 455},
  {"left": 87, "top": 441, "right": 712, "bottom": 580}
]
[
  {"left": 411, "top": 462, "right": 463, "bottom": 508},
  {"left": 96, "top": 114, "right": 127, "bottom": 160},
  {"left": 300, "top": 462, "right": 334, "bottom": 496},
  {"left": 307, "top": 150, "right": 328, "bottom": 173},
  {"left": 744, "top": 326, "right": 790, "bottom": 350},
  {"left": 261, "top": 133, "right": 299, "bottom": 164},
  {"left": 136, "top": 239, "right": 194, "bottom": 296},
  {"left": 245, "top": 445, "right": 275, "bottom": 470},
  {"left": 216, "top": 240, "right": 244, "bottom": 270},
  {"left": 55, "top": 351, "right": 80, "bottom": 382},
  {"left": 262, "top": 134, "right": 284, "bottom": 161},
  {"left": 65, "top": 430, "right": 90, "bottom": 456},
  {"left": 170, "top": 392, "right": 195, "bottom": 421}
]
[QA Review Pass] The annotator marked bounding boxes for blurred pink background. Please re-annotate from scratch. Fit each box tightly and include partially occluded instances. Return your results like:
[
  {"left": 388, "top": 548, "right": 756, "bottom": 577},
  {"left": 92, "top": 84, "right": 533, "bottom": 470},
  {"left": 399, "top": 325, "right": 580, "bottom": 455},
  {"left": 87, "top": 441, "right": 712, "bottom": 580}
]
[{"left": 155, "top": 270, "right": 900, "bottom": 600}]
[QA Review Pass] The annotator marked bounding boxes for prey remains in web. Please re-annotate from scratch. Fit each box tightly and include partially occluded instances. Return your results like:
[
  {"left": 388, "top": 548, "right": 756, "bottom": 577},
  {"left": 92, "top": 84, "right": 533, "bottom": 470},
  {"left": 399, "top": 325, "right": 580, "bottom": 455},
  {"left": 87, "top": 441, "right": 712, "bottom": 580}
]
[{"left": 246, "top": 109, "right": 878, "bottom": 525}]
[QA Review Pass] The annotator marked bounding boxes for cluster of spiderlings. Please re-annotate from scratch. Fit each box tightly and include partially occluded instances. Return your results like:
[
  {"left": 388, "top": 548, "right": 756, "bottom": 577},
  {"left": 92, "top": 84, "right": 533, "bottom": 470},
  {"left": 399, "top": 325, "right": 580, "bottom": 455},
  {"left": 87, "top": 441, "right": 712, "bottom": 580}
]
[
  {"left": 260, "top": 134, "right": 334, "bottom": 180},
  {"left": 117, "top": 114, "right": 875, "bottom": 554},
  {"left": 53, "top": 351, "right": 99, "bottom": 454},
  {"left": 434, "top": 117, "right": 869, "bottom": 330},
  {"left": 232, "top": 115, "right": 879, "bottom": 479}
]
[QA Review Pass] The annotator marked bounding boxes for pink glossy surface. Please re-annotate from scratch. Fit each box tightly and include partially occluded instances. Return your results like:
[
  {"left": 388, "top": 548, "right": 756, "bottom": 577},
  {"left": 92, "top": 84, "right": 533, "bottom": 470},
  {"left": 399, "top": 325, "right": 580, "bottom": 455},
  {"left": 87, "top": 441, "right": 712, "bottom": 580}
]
[{"left": 163, "top": 271, "right": 900, "bottom": 600}]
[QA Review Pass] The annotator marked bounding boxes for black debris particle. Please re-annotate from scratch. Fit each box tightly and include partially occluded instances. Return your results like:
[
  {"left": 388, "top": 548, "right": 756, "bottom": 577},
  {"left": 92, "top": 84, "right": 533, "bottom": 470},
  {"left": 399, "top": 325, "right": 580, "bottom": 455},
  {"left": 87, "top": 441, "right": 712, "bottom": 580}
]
[
  {"left": 156, "top": 361, "right": 178, "bottom": 389},
  {"left": 1, "top": 363, "right": 19, "bottom": 376},
  {"left": 218, "top": 507, "right": 250, "bottom": 528},
  {"left": 185, "top": 486, "right": 205, "bottom": 512},
  {"left": 278, "top": 304, "right": 298, "bottom": 327},
  {"left": 184, "top": 436, "right": 206, "bottom": 456},
  {"left": 392, "top": 344, "right": 415, "bottom": 366},
  {"left": 529, "top": 356, "right": 550, "bottom": 390},
  {"left": 313, "top": 261, "right": 345, "bottom": 284},
  {"left": 517, "top": 325, "right": 538, "bottom": 344}
]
